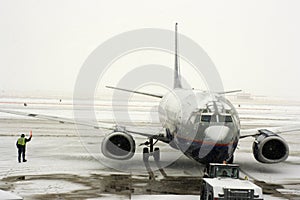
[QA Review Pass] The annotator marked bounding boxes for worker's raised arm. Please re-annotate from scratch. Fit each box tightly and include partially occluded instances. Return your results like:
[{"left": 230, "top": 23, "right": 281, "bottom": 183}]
[{"left": 26, "top": 131, "right": 33, "bottom": 142}]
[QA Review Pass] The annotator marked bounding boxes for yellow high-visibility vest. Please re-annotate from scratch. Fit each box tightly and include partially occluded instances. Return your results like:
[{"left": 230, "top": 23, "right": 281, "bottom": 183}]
[{"left": 18, "top": 138, "right": 25, "bottom": 146}]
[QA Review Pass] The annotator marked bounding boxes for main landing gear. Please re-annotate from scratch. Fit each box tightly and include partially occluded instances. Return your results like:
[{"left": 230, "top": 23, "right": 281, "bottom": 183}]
[{"left": 140, "top": 137, "right": 167, "bottom": 180}]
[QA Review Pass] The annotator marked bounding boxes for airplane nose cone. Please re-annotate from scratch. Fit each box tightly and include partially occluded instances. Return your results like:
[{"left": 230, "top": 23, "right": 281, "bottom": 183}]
[{"left": 204, "top": 125, "right": 231, "bottom": 144}]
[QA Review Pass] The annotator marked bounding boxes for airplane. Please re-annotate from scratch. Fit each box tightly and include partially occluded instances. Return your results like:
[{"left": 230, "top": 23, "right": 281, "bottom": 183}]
[
  {"left": 102, "top": 23, "right": 289, "bottom": 166},
  {"left": 0, "top": 23, "right": 290, "bottom": 168}
]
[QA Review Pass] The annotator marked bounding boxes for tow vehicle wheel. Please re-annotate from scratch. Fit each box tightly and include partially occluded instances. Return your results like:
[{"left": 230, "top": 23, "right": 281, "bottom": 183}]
[{"left": 200, "top": 183, "right": 206, "bottom": 200}]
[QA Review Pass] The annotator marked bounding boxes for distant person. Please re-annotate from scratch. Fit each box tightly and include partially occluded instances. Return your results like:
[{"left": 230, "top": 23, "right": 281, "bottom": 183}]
[{"left": 16, "top": 131, "right": 32, "bottom": 163}]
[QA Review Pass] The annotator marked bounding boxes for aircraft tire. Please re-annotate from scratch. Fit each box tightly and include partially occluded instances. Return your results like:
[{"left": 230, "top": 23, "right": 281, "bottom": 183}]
[
  {"left": 153, "top": 147, "right": 160, "bottom": 162},
  {"left": 208, "top": 192, "right": 213, "bottom": 200},
  {"left": 143, "top": 147, "right": 150, "bottom": 162}
]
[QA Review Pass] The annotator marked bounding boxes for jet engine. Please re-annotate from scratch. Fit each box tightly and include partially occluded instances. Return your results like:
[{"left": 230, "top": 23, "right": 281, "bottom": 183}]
[
  {"left": 252, "top": 129, "right": 289, "bottom": 163},
  {"left": 101, "top": 131, "right": 136, "bottom": 160}
]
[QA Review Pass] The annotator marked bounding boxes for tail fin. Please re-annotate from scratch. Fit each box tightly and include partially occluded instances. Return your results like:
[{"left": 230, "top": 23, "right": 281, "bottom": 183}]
[{"left": 174, "top": 23, "right": 183, "bottom": 89}]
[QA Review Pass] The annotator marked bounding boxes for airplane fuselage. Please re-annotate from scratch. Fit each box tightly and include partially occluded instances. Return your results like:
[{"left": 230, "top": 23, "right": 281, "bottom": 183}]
[{"left": 158, "top": 88, "right": 240, "bottom": 164}]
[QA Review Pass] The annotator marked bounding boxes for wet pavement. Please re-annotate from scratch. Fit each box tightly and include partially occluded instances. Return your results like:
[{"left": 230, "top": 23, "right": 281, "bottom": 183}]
[{"left": 0, "top": 98, "right": 300, "bottom": 199}]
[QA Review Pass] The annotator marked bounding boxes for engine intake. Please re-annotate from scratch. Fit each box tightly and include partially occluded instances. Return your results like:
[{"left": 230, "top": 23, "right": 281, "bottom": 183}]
[
  {"left": 252, "top": 129, "right": 289, "bottom": 163},
  {"left": 102, "top": 131, "right": 135, "bottom": 160}
]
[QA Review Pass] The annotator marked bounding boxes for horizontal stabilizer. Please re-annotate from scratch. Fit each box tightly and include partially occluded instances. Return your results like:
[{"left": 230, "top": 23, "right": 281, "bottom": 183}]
[{"left": 106, "top": 86, "right": 163, "bottom": 98}]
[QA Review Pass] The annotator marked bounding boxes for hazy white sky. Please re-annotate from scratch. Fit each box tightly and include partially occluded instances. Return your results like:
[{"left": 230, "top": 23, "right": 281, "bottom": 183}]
[{"left": 1, "top": 0, "right": 300, "bottom": 99}]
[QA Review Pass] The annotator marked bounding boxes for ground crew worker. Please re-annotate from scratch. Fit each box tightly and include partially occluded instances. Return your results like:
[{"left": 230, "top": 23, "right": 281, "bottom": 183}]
[{"left": 16, "top": 131, "right": 32, "bottom": 163}]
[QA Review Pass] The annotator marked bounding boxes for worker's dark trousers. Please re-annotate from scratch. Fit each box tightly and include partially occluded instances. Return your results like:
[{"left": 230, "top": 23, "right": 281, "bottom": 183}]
[{"left": 18, "top": 146, "right": 26, "bottom": 162}]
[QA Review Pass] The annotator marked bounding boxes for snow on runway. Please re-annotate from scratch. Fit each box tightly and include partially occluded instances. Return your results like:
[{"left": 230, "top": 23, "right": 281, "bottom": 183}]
[{"left": 0, "top": 97, "right": 300, "bottom": 199}]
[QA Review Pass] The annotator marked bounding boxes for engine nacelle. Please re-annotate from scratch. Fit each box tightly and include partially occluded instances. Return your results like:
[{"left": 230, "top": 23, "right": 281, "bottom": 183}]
[
  {"left": 101, "top": 131, "right": 135, "bottom": 160},
  {"left": 252, "top": 129, "right": 289, "bottom": 163}
]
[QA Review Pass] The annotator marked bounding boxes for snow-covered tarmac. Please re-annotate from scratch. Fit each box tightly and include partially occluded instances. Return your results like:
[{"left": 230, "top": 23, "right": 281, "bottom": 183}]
[{"left": 0, "top": 97, "right": 299, "bottom": 199}]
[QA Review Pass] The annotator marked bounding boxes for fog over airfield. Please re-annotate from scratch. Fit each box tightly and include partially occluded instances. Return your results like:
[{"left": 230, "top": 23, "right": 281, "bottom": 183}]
[{"left": 1, "top": 0, "right": 300, "bottom": 99}]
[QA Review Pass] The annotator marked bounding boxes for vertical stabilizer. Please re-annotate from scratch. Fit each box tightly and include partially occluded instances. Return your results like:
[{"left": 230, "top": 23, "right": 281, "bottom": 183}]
[{"left": 174, "top": 23, "right": 182, "bottom": 89}]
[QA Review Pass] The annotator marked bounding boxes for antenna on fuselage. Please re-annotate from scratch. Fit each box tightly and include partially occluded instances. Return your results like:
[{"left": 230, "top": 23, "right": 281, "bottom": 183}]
[{"left": 174, "top": 22, "right": 183, "bottom": 89}]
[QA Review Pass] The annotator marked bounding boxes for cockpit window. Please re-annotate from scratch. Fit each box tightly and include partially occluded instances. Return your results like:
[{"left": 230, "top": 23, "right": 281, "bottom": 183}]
[
  {"left": 201, "top": 114, "right": 217, "bottom": 122},
  {"left": 201, "top": 114, "right": 233, "bottom": 123},
  {"left": 219, "top": 115, "right": 233, "bottom": 123},
  {"left": 189, "top": 113, "right": 201, "bottom": 124},
  {"left": 195, "top": 115, "right": 200, "bottom": 123},
  {"left": 225, "top": 115, "right": 233, "bottom": 122},
  {"left": 201, "top": 115, "right": 211, "bottom": 122}
]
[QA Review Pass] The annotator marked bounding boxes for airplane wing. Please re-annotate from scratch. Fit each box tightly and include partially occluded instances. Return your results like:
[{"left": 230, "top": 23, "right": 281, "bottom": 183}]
[{"left": 0, "top": 108, "right": 160, "bottom": 138}]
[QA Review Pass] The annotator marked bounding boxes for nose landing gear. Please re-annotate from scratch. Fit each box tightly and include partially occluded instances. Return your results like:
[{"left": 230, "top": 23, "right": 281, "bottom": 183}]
[{"left": 141, "top": 137, "right": 167, "bottom": 179}]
